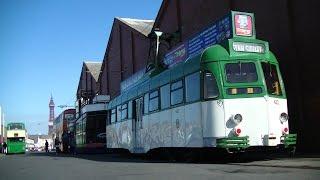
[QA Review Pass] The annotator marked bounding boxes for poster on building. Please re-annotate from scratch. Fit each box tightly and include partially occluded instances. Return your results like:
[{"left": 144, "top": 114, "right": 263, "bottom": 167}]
[{"left": 163, "top": 15, "right": 231, "bottom": 68}]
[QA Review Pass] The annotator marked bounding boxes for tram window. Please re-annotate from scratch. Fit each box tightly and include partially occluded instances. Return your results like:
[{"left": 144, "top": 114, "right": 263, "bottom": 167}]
[
  {"left": 149, "top": 90, "right": 159, "bottom": 112},
  {"left": 111, "top": 109, "right": 116, "bottom": 123},
  {"left": 261, "top": 62, "right": 282, "bottom": 96},
  {"left": 117, "top": 105, "right": 122, "bottom": 122},
  {"left": 121, "top": 103, "right": 128, "bottom": 120},
  {"left": 185, "top": 72, "right": 200, "bottom": 103},
  {"left": 8, "top": 138, "right": 24, "bottom": 142},
  {"left": 204, "top": 72, "right": 219, "bottom": 99},
  {"left": 128, "top": 101, "right": 133, "bottom": 119},
  {"left": 82, "top": 119, "right": 86, "bottom": 131},
  {"left": 171, "top": 80, "right": 184, "bottom": 106},
  {"left": 225, "top": 62, "right": 258, "bottom": 83},
  {"left": 160, "top": 84, "right": 170, "bottom": 109},
  {"left": 144, "top": 93, "right": 149, "bottom": 114}
]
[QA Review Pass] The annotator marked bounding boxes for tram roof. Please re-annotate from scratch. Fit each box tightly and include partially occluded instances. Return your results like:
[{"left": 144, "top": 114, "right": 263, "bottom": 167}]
[{"left": 108, "top": 54, "right": 201, "bottom": 109}]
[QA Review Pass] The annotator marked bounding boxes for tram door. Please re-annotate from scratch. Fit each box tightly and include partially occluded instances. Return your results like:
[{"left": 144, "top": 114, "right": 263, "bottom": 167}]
[{"left": 132, "top": 97, "right": 143, "bottom": 152}]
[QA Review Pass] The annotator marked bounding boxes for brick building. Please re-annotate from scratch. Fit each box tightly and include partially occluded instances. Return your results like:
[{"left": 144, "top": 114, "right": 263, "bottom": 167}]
[
  {"left": 76, "top": 62, "right": 102, "bottom": 111},
  {"left": 98, "top": 18, "right": 154, "bottom": 98}
]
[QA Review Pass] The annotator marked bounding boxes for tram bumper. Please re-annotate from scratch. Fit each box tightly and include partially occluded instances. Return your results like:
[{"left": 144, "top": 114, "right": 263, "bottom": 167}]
[
  {"left": 216, "top": 136, "right": 249, "bottom": 152},
  {"left": 279, "top": 133, "right": 297, "bottom": 155}
]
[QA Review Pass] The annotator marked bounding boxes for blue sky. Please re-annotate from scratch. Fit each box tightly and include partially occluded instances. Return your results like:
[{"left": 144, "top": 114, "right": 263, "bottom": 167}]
[{"left": 0, "top": 0, "right": 162, "bottom": 134}]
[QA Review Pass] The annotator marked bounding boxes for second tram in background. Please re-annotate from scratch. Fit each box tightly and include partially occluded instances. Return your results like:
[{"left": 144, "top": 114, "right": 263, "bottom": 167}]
[
  {"left": 6, "top": 122, "right": 26, "bottom": 154},
  {"left": 53, "top": 108, "right": 76, "bottom": 153},
  {"left": 105, "top": 11, "right": 297, "bottom": 154}
]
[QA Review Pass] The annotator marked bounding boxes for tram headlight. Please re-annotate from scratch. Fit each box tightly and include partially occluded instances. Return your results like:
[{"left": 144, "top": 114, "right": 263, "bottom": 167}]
[
  {"left": 280, "top": 113, "right": 289, "bottom": 123},
  {"left": 232, "top": 114, "right": 243, "bottom": 124}
]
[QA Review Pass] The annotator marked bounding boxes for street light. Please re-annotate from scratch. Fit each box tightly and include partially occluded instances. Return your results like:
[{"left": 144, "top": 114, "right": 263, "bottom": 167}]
[{"left": 154, "top": 29, "right": 163, "bottom": 67}]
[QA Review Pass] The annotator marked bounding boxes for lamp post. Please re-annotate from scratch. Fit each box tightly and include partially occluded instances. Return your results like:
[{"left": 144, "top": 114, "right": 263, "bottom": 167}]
[{"left": 154, "top": 30, "right": 163, "bottom": 69}]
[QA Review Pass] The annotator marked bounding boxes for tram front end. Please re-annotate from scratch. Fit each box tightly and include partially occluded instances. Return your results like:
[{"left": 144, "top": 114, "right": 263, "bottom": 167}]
[{"left": 201, "top": 39, "right": 297, "bottom": 153}]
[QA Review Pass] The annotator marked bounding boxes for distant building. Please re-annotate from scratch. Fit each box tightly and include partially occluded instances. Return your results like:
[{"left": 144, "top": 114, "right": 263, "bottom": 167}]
[
  {"left": 48, "top": 95, "right": 55, "bottom": 136},
  {"left": 28, "top": 134, "right": 53, "bottom": 150}
]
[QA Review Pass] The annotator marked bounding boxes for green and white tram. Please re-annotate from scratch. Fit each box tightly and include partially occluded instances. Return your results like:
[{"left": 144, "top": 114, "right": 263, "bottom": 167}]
[
  {"left": 6, "top": 123, "right": 26, "bottom": 154},
  {"left": 106, "top": 11, "right": 297, "bottom": 154}
]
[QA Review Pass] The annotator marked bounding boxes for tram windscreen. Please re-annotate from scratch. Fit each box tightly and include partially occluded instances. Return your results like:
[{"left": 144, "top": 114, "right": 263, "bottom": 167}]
[
  {"left": 261, "top": 62, "right": 282, "bottom": 96},
  {"left": 8, "top": 137, "right": 25, "bottom": 142},
  {"left": 225, "top": 62, "right": 258, "bottom": 83},
  {"left": 8, "top": 124, "right": 24, "bottom": 130}
]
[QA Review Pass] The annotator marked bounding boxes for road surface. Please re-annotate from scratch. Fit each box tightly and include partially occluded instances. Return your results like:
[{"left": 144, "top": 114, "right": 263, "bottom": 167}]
[{"left": 0, "top": 152, "right": 319, "bottom": 180}]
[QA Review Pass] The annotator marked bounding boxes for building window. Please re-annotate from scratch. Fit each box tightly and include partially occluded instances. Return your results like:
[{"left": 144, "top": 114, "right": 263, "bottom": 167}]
[
  {"left": 185, "top": 72, "right": 200, "bottom": 103},
  {"left": 121, "top": 103, "right": 128, "bottom": 120},
  {"left": 111, "top": 109, "right": 116, "bottom": 123},
  {"left": 171, "top": 80, "right": 184, "bottom": 106},
  {"left": 149, "top": 90, "right": 159, "bottom": 112},
  {"left": 160, "top": 84, "right": 170, "bottom": 109},
  {"left": 204, "top": 72, "right": 219, "bottom": 99}
]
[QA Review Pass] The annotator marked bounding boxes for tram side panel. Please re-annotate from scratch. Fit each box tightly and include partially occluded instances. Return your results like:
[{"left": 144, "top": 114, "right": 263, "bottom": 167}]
[
  {"left": 184, "top": 102, "right": 203, "bottom": 147},
  {"left": 106, "top": 123, "right": 118, "bottom": 149},
  {"left": 149, "top": 109, "right": 161, "bottom": 150},
  {"left": 202, "top": 100, "right": 226, "bottom": 147},
  {"left": 171, "top": 105, "right": 186, "bottom": 148},
  {"left": 158, "top": 110, "right": 173, "bottom": 147},
  {"left": 118, "top": 120, "right": 132, "bottom": 150}
]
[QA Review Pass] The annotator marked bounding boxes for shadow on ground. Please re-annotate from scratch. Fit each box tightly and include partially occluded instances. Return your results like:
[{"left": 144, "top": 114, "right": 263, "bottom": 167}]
[{"left": 27, "top": 149, "right": 310, "bottom": 165}]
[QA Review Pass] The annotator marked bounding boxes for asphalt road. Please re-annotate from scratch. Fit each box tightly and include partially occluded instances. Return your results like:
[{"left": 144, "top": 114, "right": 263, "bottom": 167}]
[{"left": 0, "top": 152, "right": 319, "bottom": 180}]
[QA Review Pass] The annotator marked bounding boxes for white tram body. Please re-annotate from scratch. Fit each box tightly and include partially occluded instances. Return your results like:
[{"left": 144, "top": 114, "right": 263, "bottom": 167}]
[{"left": 106, "top": 97, "right": 289, "bottom": 153}]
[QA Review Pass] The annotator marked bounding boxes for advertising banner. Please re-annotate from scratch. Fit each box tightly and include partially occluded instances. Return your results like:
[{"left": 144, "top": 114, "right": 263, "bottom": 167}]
[
  {"left": 163, "top": 15, "right": 231, "bottom": 68},
  {"left": 162, "top": 11, "right": 255, "bottom": 68}
]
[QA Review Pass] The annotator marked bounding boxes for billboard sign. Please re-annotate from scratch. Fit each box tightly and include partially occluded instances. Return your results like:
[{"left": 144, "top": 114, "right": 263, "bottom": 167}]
[
  {"left": 234, "top": 14, "right": 253, "bottom": 36},
  {"left": 162, "top": 11, "right": 256, "bottom": 68},
  {"left": 163, "top": 15, "right": 231, "bottom": 68}
]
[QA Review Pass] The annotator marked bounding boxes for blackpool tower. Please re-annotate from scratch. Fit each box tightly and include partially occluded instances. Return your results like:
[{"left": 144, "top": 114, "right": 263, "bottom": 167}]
[{"left": 48, "top": 94, "right": 55, "bottom": 135}]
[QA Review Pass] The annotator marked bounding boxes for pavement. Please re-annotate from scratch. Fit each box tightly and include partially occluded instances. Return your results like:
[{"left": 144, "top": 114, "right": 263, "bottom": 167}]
[{"left": 0, "top": 152, "right": 319, "bottom": 180}]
